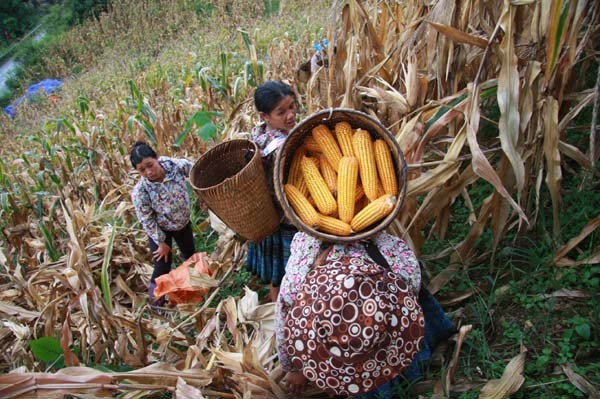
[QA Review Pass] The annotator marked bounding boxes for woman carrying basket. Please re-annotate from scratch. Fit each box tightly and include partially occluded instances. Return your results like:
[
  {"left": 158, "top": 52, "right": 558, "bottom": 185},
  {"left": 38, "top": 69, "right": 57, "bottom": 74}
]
[
  {"left": 276, "top": 231, "right": 455, "bottom": 397},
  {"left": 246, "top": 80, "right": 299, "bottom": 302},
  {"left": 130, "top": 141, "right": 196, "bottom": 304}
]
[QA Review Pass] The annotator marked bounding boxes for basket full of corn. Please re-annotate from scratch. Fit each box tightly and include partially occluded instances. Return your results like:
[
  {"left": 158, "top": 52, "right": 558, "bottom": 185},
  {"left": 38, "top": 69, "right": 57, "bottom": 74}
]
[{"left": 274, "top": 108, "right": 407, "bottom": 243}]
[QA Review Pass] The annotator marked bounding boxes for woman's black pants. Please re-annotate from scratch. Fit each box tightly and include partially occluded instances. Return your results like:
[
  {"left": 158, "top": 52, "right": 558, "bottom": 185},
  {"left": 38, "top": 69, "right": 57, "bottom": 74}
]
[{"left": 148, "top": 222, "right": 195, "bottom": 282}]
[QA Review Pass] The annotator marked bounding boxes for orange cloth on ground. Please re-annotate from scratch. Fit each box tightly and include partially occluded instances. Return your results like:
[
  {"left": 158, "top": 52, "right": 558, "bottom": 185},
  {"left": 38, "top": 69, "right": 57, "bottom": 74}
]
[{"left": 154, "top": 252, "right": 213, "bottom": 305}]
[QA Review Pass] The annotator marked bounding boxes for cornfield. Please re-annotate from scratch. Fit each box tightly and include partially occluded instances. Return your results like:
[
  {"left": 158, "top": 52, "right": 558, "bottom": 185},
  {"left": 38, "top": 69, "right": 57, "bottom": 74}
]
[{"left": 0, "top": 0, "right": 598, "bottom": 398}]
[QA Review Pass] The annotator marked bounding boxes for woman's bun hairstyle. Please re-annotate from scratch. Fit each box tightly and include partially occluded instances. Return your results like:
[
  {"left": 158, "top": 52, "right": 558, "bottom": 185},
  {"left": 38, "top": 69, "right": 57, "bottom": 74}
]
[{"left": 130, "top": 141, "right": 157, "bottom": 168}]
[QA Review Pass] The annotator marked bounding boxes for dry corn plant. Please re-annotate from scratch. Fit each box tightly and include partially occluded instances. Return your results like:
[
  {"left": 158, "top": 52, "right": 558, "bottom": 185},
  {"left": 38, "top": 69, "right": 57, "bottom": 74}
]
[
  {"left": 303, "top": 0, "right": 600, "bottom": 268},
  {"left": 0, "top": 0, "right": 599, "bottom": 398}
]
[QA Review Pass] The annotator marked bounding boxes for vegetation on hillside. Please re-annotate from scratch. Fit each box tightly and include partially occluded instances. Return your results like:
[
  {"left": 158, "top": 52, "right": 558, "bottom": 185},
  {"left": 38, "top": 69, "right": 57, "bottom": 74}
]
[{"left": 0, "top": 0, "right": 598, "bottom": 398}]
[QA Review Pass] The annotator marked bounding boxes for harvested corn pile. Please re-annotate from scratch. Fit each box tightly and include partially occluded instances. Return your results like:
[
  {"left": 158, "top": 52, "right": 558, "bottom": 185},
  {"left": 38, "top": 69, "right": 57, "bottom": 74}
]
[{"left": 283, "top": 121, "right": 401, "bottom": 238}]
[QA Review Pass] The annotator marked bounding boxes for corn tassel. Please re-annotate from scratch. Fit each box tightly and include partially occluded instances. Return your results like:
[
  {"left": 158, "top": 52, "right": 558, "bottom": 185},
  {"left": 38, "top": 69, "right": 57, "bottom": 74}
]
[
  {"left": 337, "top": 156, "right": 358, "bottom": 224},
  {"left": 352, "top": 129, "right": 379, "bottom": 201},
  {"left": 317, "top": 214, "right": 353, "bottom": 236},
  {"left": 319, "top": 155, "right": 338, "bottom": 197},
  {"left": 301, "top": 156, "right": 338, "bottom": 215},
  {"left": 312, "top": 124, "right": 343, "bottom": 172},
  {"left": 334, "top": 121, "right": 355, "bottom": 157},
  {"left": 350, "top": 194, "right": 396, "bottom": 232},
  {"left": 374, "top": 139, "right": 398, "bottom": 195},
  {"left": 284, "top": 184, "right": 320, "bottom": 228}
]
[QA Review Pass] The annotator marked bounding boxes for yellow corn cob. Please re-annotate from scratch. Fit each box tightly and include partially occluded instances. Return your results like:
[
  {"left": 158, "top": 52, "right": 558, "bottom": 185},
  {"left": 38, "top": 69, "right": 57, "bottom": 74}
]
[
  {"left": 376, "top": 179, "right": 385, "bottom": 198},
  {"left": 303, "top": 136, "right": 322, "bottom": 154},
  {"left": 334, "top": 121, "right": 355, "bottom": 157},
  {"left": 355, "top": 195, "right": 369, "bottom": 214},
  {"left": 287, "top": 147, "right": 309, "bottom": 196},
  {"left": 350, "top": 194, "right": 396, "bottom": 232},
  {"left": 307, "top": 156, "right": 320, "bottom": 169},
  {"left": 287, "top": 147, "right": 305, "bottom": 185},
  {"left": 301, "top": 156, "right": 338, "bottom": 215},
  {"left": 355, "top": 184, "right": 365, "bottom": 202},
  {"left": 374, "top": 139, "right": 398, "bottom": 195},
  {"left": 284, "top": 184, "right": 320, "bottom": 228},
  {"left": 312, "top": 124, "right": 343, "bottom": 172},
  {"left": 337, "top": 156, "right": 358, "bottom": 224},
  {"left": 352, "top": 129, "right": 379, "bottom": 201},
  {"left": 317, "top": 214, "right": 353, "bottom": 236},
  {"left": 319, "top": 155, "right": 338, "bottom": 197}
]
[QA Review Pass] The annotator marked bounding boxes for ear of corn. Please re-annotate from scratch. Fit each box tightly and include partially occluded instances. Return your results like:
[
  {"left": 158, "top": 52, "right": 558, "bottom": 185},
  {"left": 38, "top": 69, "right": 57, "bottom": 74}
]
[
  {"left": 334, "top": 121, "right": 355, "bottom": 157},
  {"left": 284, "top": 184, "right": 320, "bottom": 228},
  {"left": 374, "top": 139, "right": 398, "bottom": 195},
  {"left": 352, "top": 129, "right": 379, "bottom": 201},
  {"left": 350, "top": 194, "right": 396, "bottom": 231},
  {"left": 304, "top": 136, "right": 322, "bottom": 154},
  {"left": 312, "top": 124, "right": 343, "bottom": 172},
  {"left": 319, "top": 155, "right": 338, "bottom": 197},
  {"left": 337, "top": 156, "right": 358, "bottom": 223},
  {"left": 355, "top": 194, "right": 369, "bottom": 215},
  {"left": 355, "top": 184, "right": 365, "bottom": 202},
  {"left": 317, "top": 214, "right": 353, "bottom": 236},
  {"left": 301, "top": 156, "right": 338, "bottom": 215},
  {"left": 288, "top": 146, "right": 309, "bottom": 196},
  {"left": 376, "top": 179, "right": 385, "bottom": 198}
]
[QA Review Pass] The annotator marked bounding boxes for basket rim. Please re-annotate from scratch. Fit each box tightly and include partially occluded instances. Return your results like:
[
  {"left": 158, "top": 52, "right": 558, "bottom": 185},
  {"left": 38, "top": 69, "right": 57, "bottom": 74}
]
[
  {"left": 274, "top": 108, "right": 408, "bottom": 243},
  {"left": 190, "top": 139, "right": 258, "bottom": 192}
]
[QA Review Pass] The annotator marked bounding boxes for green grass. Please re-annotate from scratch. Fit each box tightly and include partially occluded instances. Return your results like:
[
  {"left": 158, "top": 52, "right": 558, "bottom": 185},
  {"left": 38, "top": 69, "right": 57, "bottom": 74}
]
[{"left": 419, "top": 160, "right": 600, "bottom": 397}]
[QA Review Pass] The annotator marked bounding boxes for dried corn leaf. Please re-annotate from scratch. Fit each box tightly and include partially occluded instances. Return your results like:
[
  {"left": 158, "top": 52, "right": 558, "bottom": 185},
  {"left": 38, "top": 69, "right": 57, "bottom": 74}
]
[
  {"left": 554, "top": 215, "right": 600, "bottom": 263},
  {"left": 466, "top": 83, "right": 527, "bottom": 223},
  {"left": 540, "top": 289, "right": 591, "bottom": 299},
  {"left": 497, "top": 0, "right": 525, "bottom": 196},
  {"left": 543, "top": 97, "right": 562, "bottom": 235},
  {"left": 175, "top": 377, "right": 205, "bottom": 399},
  {"left": 479, "top": 350, "right": 527, "bottom": 398},
  {"left": 561, "top": 363, "right": 600, "bottom": 399},
  {"left": 427, "top": 20, "right": 488, "bottom": 48}
]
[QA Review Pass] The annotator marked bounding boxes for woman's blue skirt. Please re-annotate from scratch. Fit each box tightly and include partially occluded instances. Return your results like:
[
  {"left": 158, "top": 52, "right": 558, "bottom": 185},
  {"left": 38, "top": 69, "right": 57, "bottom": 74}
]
[{"left": 246, "top": 226, "right": 297, "bottom": 286}]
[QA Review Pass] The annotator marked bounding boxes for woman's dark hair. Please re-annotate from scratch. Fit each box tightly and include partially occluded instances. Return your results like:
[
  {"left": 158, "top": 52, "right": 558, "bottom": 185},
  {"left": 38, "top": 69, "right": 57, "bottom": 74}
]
[
  {"left": 254, "top": 81, "right": 295, "bottom": 114},
  {"left": 130, "top": 141, "right": 157, "bottom": 168}
]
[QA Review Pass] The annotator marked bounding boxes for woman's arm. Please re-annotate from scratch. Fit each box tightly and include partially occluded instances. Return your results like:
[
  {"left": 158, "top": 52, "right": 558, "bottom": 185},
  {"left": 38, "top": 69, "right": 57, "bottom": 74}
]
[
  {"left": 131, "top": 185, "right": 165, "bottom": 245},
  {"left": 275, "top": 232, "right": 321, "bottom": 371},
  {"left": 374, "top": 232, "right": 422, "bottom": 293},
  {"left": 172, "top": 157, "right": 193, "bottom": 176}
]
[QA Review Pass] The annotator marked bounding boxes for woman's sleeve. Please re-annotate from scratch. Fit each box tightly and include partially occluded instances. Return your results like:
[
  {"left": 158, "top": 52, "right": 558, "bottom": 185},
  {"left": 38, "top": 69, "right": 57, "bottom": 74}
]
[
  {"left": 131, "top": 185, "right": 165, "bottom": 244},
  {"left": 279, "top": 232, "right": 321, "bottom": 306},
  {"left": 275, "top": 232, "right": 321, "bottom": 371},
  {"left": 173, "top": 157, "right": 193, "bottom": 176},
  {"left": 275, "top": 297, "right": 294, "bottom": 371},
  {"left": 374, "top": 233, "right": 421, "bottom": 293}
]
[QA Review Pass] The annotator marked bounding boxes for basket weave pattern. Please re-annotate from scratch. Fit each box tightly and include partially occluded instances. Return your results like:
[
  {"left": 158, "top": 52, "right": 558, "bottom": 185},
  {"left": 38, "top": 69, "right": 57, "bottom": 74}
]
[
  {"left": 274, "top": 108, "right": 407, "bottom": 243},
  {"left": 190, "top": 140, "right": 280, "bottom": 242}
]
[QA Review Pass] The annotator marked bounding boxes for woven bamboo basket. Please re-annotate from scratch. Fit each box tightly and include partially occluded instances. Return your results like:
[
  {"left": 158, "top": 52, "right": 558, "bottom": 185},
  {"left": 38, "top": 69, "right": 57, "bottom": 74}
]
[
  {"left": 274, "top": 108, "right": 407, "bottom": 243},
  {"left": 190, "top": 139, "right": 280, "bottom": 242}
]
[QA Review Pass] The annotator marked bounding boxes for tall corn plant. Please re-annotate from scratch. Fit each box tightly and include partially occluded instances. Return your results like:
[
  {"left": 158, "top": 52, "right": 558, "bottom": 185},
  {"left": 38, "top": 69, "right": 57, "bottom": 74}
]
[{"left": 311, "top": 0, "right": 599, "bottom": 268}]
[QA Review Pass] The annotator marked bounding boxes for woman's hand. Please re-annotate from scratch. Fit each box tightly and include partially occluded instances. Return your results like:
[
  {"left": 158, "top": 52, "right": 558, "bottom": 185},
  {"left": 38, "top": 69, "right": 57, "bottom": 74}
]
[
  {"left": 284, "top": 371, "right": 308, "bottom": 396},
  {"left": 153, "top": 242, "right": 171, "bottom": 262}
]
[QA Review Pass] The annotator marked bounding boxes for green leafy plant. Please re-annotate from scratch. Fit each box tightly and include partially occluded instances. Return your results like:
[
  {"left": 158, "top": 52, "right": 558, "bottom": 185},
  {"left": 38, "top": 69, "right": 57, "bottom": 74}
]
[{"left": 30, "top": 336, "right": 65, "bottom": 370}]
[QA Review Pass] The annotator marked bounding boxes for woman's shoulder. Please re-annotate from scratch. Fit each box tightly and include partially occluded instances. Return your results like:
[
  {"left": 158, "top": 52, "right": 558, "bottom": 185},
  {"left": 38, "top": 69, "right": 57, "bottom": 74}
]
[
  {"left": 131, "top": 179, "right": 149, "bottom": 200},
  {"left": 291, "top": 231, "right": 321, "bottom": 251}
]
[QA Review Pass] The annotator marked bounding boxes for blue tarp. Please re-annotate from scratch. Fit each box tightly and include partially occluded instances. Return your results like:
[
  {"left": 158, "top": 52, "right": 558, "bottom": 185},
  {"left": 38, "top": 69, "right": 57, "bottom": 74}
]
[{"left": 4, "top": 79, "right": 62, "bottom": 118}]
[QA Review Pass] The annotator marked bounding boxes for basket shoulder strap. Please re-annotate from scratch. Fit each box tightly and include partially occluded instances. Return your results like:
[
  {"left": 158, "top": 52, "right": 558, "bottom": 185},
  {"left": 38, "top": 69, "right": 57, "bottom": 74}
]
[
  {"left": 364, "top": 240, "right": 391, "bottom": 269},
  {"left": 314, "top": 245, "right": 333, "bottom": 267}
]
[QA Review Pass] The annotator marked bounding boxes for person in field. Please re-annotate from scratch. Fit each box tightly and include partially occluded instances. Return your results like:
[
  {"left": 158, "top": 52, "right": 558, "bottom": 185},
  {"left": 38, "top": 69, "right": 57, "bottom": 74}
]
[
  {"left": 246, "top": 80, "right": 299, "bottom": 302},
  {"left": 129, "top": 141, "right": 196, "bottom": 305},
  {"left": 276, "top": 230, "right": 455, "bottom": 397}
]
